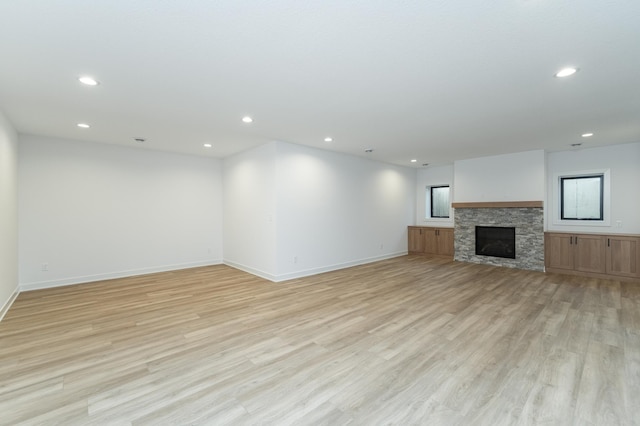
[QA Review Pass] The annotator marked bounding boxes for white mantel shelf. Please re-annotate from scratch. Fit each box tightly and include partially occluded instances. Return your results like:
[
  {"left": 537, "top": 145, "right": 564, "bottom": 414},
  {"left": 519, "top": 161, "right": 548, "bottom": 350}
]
[{"left": 452, "top": 201, "right": 543, "bottom": 209}]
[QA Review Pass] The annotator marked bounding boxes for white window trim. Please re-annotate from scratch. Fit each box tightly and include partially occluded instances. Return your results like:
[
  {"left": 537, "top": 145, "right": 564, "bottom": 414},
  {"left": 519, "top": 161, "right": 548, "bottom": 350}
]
[
  {"left": 552, "top": 168, "right": 610, "bottom": 227},
  {"left": 425, "top": 184, "right": 454, "bottom": 224}
]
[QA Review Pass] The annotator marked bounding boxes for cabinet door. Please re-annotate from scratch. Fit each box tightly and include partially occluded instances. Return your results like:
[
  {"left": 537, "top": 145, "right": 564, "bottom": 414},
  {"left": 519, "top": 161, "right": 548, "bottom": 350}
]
[
  {"left": 423, "top": 228, "right": 439, "bottom": 254},
  {"left": 437, "top": 228, "right": 455, "bottom": 256},
  {"left": 545, "top": 233, "right": 574, "bottom": 270},
  {"left": 408, "top": 227, "right": 425, "bottom": 253},
  {"left": 574, "top": 234, "right": 606, "bottom": 273},
  {"left": 606, "top": 236, "right": 640, "bottom": 278}
]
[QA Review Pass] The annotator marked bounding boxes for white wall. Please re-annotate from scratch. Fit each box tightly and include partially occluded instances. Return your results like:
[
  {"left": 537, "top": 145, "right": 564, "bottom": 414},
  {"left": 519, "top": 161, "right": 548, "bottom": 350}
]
[
  {"left": 222, "top": 142, "right": 278, "bottom": 279},
  {"left": 416, "top": 165, "right": 454, "bottom": 227},
  {"left": 454, "top": 150, "right": 545, "bottom": 202},
  {"left": 274, "top": 142, "right": 415, "bottom": 280},
  {"left": 0, "top": 111, "right": 19, "bottom": 319},
  {"left": 19, "top": 135, "right": 223, "bottom": 290},
  {"left": 546, "top": 142, "right": 640, "bottom": 234},
  {"left": 223, "top": 141, "right": 416, "bottom": 281}
]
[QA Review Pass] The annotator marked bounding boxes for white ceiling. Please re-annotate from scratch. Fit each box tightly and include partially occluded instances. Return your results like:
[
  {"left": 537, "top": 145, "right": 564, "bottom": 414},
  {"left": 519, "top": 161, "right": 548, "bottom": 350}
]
[{"left": 1, "top": 0, "right": 639, "bottom": 166}]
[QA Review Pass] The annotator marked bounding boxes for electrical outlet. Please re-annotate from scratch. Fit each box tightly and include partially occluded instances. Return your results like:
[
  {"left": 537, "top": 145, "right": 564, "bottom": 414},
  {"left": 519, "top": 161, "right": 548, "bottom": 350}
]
[
  {"left": 41, "top": 263, "right": 48, "bottom": 271},
  {"left": 293, "top": 256, "right": 298, "bottom": 264}
]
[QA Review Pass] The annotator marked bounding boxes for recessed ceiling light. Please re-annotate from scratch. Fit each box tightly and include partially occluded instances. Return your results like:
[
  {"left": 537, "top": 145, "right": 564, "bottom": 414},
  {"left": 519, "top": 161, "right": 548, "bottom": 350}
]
[
  {"left": 242, "top": 116, "right": 253, "bottom": 123},
  {"left": 324, "top": 137, "right": 333, "bottom": 142},
  {"left": 77, "top": 123, "right": 90, "bottom": 128},
  {"left": 581, "top": 133, "right": 594, "bottom": 138},
  {"left": 203, "top": 143, "right": 212, "bottom": 148},
  {"left": 364, "top": 148, "right": 374, "bottom": 153},
  {"left": 78, "top": 76, "right": 99, "bottom": 86},
  {"left": 410, "top": 159, "right": 417, "bottom": 163},
  {"left": 555, "top": 67, "right": 578, "bottom": 78}
]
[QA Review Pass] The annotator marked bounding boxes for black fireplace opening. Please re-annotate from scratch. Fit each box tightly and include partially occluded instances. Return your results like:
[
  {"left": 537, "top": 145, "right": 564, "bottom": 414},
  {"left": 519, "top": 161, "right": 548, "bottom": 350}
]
[{"left": 475, "top": 226, "right": 516, "bottom": 259}]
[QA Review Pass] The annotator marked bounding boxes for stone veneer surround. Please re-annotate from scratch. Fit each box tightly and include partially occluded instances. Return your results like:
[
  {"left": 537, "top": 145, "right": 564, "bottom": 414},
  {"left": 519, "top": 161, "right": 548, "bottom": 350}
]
[{"left": 454, "top": 207, "right": 544, "bottom": 271}]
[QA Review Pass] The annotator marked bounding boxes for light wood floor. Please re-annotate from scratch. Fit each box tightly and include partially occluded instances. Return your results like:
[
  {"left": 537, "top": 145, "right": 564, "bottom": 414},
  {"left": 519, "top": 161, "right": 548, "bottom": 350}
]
[{"left": 1, "top": 256, "right": 639, "bottom": 425}]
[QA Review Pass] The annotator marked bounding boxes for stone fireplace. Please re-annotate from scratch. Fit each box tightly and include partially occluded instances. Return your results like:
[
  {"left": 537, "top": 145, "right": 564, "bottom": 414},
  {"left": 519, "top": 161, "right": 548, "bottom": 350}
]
[{"left": 452, "top": 201, "right": 544, "bottom": 271}]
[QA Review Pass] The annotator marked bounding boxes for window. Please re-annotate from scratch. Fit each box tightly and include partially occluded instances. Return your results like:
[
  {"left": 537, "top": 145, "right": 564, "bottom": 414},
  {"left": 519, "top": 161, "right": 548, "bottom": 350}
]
[
  {"left": 429, "top": 185, "right": 450, "bottom": 218},
  {"left": 560, "top": 174, "right": 604, "bottom": 220},
  {"left": 552, "top": 168, "right": 610, "bottom": 227}
]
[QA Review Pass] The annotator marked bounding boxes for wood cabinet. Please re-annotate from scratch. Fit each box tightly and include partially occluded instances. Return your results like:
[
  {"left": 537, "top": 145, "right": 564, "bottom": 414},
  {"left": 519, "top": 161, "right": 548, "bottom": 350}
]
[
  {"left": 408, "top": 226, "right": 454, "bottom": 257},
  {"left": 545, "top": 232, "right": 640, "bottom": 281},
  {"left": 434, "top": 228, "right": 455, "bottom": 256},
  {"left": 545, "top": 233, "right": 574, "bottom": 271},
  {"left": 408, "top": 227, "right": 425, "bottom": 253},
  {"left": 573, "top": 234, "right": 607, "bottom": 274},
  {"left": 606, "top": 235, "right": 639, "bottom": 278}
]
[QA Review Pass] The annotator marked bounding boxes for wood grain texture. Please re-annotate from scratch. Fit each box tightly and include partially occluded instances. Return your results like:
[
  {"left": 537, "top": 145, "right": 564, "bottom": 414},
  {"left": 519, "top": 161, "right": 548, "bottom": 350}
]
[
  {"left": 1, "top": 256, "right": 639, "bottom": 425},
  {"left": 451, "top": 201, "right": 543, "bottom": 208}
]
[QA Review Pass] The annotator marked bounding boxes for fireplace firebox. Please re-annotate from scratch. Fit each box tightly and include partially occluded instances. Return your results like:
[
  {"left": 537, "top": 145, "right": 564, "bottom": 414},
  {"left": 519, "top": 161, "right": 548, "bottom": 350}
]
[{"left": 475, "top": 226, "right": 516, "bottom": 259}]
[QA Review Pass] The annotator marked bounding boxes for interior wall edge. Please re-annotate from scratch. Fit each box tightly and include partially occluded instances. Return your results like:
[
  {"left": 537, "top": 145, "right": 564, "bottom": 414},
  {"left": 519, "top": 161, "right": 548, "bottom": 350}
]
[
  {"left": 0, "top": 284, "right": 20, "bottom": 322},
  {"left": 223, "top": 260, "right": 278, "bottom": 282},
  {"left": 225, "top": 251, "right": 408, "bottom": 283}
]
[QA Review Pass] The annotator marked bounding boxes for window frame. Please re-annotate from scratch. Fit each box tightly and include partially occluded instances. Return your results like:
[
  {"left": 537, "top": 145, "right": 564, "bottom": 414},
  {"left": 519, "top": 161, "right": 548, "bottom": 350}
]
[
  {"left": 552, "top": 169, "right": 610, "bottom": 227},
  {"left": 428, "top": 185, "right": 451, "bottom": 219},
  {"left": 560, "top": 174, "right": 604, "bottom": 221}
]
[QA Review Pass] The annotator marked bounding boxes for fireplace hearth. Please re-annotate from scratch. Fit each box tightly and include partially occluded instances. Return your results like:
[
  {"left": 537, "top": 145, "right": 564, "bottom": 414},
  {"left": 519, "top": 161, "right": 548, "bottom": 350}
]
[{"left": 475, "top": 226, "right": 516, "bottom": 259}]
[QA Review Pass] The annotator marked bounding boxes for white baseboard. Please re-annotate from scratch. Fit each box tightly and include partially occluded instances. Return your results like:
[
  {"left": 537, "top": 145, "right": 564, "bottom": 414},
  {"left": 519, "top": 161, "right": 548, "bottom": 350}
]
[
  {"left": 225, "top": 251, "right": 408, "bottom": 283},
  {"left": 272, "top": 251, "right": 408, "bottom": 282},
  {"left": 222, "top": 260, "right": 278, "bottom": 282},
  {"left": 17, "top": 252, "right": 408, "bottom": 294},
  {"left": 0, "top": 285, "right": 20, "bottom": 322},
  {"left": 20, "top": 259, "right": 223, "bottom": 292}
]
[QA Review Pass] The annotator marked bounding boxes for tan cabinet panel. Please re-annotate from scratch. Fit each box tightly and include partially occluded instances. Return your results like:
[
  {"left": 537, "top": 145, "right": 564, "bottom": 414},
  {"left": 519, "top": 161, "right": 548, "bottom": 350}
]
[
  {"left": 437, "top": 228, "right": 455, "bottom": 256},
  {"left": 545, "top": 233, "right": 574, "bottom": 271},
  {"left": 408, "top": 227, "right": 425, "bottom": 254},
  {"left": 573, "top": 234, "right": 606, "bottom": 274},
  {"left": 606, "top": 236, "right": 640, "bottom": 278},
  {"left": 423, "top": 228, "right": 439, "bottom": 255}
]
